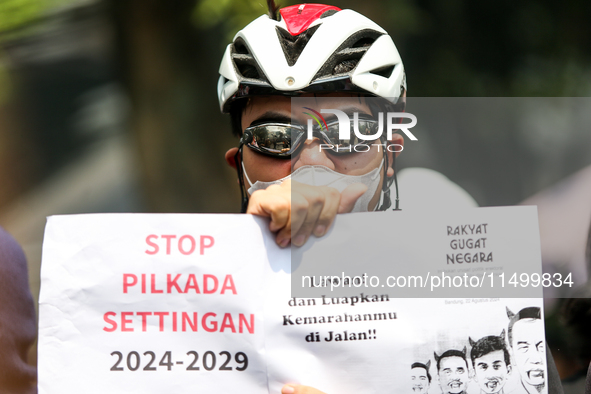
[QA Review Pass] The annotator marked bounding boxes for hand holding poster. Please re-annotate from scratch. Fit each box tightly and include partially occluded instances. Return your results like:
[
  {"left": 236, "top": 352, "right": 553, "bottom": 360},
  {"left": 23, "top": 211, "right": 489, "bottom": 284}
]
[{"left": 39, "top": 207, "right": 550, "bottom": 394}]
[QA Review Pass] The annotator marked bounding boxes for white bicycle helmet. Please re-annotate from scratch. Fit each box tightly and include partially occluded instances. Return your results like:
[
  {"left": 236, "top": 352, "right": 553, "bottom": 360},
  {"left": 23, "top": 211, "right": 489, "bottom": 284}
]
[{"left": 217, "top": 3, "right": 406, "bottom": 113}]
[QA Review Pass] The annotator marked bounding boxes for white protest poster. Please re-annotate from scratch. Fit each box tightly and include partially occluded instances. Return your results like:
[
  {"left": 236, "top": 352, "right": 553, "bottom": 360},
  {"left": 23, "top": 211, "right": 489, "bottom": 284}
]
[
  {"left": 39, "top": 214, "right": 270, "bottom": 393},
  {"left": 263, "top": 206, "right": 550, "bottom": 394},
  {"left": 39, "top": 207, "right": 553, "bottom": 394}
]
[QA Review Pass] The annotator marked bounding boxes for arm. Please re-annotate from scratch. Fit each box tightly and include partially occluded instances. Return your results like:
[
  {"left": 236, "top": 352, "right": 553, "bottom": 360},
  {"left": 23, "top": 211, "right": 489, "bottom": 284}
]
[{"left": 0, "top": 226, "right": 37, "bottom": 393}]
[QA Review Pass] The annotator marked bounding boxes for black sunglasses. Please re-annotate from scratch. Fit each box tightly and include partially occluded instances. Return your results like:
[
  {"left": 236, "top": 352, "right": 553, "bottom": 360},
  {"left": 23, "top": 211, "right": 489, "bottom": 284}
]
[{"left": 240, "top": 116, "right": 383, "bottom": 158}]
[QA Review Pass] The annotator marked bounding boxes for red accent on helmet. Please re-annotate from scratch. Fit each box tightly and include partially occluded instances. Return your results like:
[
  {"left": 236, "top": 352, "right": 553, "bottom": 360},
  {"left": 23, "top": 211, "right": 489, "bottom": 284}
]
[{"left": 279, "top": 4, "right": 341, "bottom": 36}]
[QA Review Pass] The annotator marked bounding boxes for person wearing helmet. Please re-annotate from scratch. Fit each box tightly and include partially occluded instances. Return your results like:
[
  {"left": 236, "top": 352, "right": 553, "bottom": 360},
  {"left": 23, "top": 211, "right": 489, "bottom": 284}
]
[
  {"left": 216, "top": 4, "right": 564, "bottom": 394},
  {"left": 219, "top": 2, "right": 407, "bottom": 248},
  {"left": 218, "top": 7, "right": 408, "bottom": 392}
]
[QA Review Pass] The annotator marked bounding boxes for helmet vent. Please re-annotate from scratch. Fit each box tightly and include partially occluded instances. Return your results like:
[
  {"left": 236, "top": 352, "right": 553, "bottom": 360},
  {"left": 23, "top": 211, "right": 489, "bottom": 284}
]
[
  {"left": 312, "top": 29, "right": 384, "bottom": 80},
  {"left": 334, "top": 59, "right": 361, "bottom": 75},
  {"left": 352, "top": 36, "right": 377, "bottom": 48},
  {"left": 369, "top": 65, "right": 395, "bottom": 79},
  {"left": 233, "top": 38, "right": 251, "bottom": 55},
  {"left": 320, "top": 9, "right": 339, "bottom": 18},
  {"left": 231, "top": 37, "right": 269, "bottom": 83},
  {"left": 276, "top": 25, "right": 320, "bottom": 67},
  {"left": 233, "top": 56, "right": 262, "bottom": 79}
]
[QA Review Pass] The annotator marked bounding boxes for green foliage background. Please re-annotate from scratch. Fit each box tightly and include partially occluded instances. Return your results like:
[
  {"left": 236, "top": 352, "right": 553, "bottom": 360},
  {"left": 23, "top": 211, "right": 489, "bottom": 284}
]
[{"left": 0, "top": 0, "right": 590, "bottom": 212}]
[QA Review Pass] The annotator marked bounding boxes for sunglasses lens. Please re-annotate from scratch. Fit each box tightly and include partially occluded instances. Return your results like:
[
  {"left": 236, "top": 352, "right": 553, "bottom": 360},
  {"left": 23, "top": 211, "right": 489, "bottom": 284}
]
[
  {"left": 245, "top": 118, "right": 380, "bottom": 157},
  {"left": 324, "top": 118, "right": 380, "bottom": 154},
  {"left": 248, "top": 124, "right": 300, "bottom": 156}
]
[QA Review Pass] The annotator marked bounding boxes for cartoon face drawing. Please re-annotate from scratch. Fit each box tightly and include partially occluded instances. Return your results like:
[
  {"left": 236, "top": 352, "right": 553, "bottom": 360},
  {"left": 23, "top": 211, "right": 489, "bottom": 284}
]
[
  {"left": 439, "top": 356, "right": 469, "bottom": 394},
  {"left": 473, "top": 350, "right": 511, "bottom": 394}
]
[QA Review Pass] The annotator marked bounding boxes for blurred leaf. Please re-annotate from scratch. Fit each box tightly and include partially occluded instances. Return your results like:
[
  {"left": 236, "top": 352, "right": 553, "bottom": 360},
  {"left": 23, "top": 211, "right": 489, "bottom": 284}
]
[
  {"left": 193, "top": 0, "right": 233, "bottom": 29},
  {"left": 193, "top": 0, "right": 298, "bottom": 40},
  {"left": 0, "top": 0, "right": 85, "bottom": 35},
  {"left": 0, "top": 0, "right": 47, "bottom": 32}
]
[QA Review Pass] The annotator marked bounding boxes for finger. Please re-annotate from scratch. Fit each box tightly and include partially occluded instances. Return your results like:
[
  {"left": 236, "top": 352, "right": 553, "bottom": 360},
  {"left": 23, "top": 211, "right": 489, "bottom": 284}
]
[
  {"left": 246, "top": 187, "right": 292, "bottom": 247},
  {"left": 246, "top": 188, "right": 290, "bottom": 230},
  {"left": 338, "top": 183, "right": 369, "bottom": 213},
  {"left": 265, "top": 184, "right": 292, "bottom": 233},
  {"left": 312, "top": 186, "right": 340, "bottom": 237},
  {"left": 283, "top": 191, "right": 310, "bottom": 247},
  {"left": 273, "top": 206, "right": 292, "bottom": 248},
  {"left": 292, "top": 188, "right": 325, "bottom": 246},
  {"left": 281, "top": 384, "right": 327, "bottom": 394}
]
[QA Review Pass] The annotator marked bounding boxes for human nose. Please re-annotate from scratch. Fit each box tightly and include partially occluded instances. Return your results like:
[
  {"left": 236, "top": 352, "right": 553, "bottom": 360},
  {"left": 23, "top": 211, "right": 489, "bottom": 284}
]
[
  {"left": 293, "top": 138, "right": 336, "bottom": 170},
  {"left": 528, "top": 350, "right": 544, "bottom": 365}
]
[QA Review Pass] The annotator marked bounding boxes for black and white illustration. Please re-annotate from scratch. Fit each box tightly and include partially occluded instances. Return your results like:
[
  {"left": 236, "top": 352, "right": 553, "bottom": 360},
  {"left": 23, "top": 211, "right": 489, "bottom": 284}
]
[
  {"left": 408, "top": 303, "right": 546, "bottom": 394},
  {"left": 469, "top": 330, "right": 512, "bottom": 394},
  {"left": 434, "top": 348, "right": 470, "bottom": 394},
  {"left": 411, "top": 360, "right": 432, "bottom": 394},
  {"left": 506, "top": 307, "right": 545, "bottom": 394}
]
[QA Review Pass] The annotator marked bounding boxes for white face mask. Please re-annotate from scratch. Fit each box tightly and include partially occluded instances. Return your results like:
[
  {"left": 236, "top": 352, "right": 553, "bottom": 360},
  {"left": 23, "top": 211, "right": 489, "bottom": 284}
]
[{"left": 243, "top": 161, "right": 384, "bottom": 212}]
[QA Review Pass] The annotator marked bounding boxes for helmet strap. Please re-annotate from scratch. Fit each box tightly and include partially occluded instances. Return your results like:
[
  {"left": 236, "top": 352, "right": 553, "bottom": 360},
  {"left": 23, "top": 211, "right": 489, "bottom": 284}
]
[
  {"left": 234, "top": 144, "right": 249, "bottom": 213},
  {"left": 392, "top": 150, "right": 401, "bottom": 211},
  {"left": 376, "top": 146, "right": 401, "bottom": 211}
]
